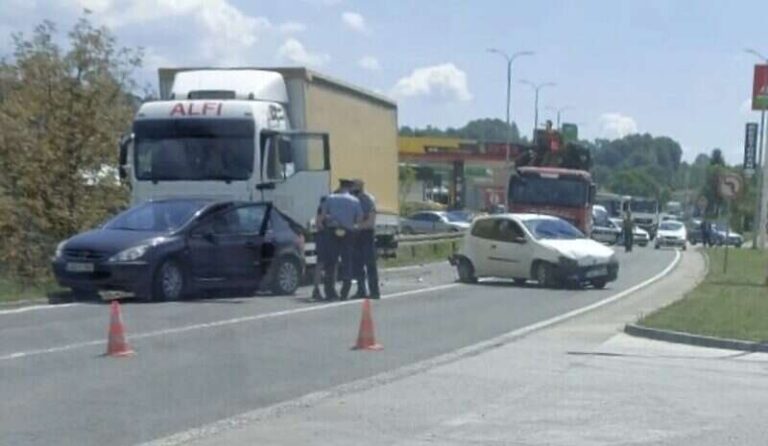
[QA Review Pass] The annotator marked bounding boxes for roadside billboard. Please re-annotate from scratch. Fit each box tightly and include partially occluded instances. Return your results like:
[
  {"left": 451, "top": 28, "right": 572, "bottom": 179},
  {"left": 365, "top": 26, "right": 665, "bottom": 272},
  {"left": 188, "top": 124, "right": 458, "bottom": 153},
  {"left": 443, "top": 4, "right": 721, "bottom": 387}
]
[
  {"left": 744, "top": 122, "right": 758, "bottom": 175},
  {"left": 753, "top": 65, "right": 768, "bottom": 110}
]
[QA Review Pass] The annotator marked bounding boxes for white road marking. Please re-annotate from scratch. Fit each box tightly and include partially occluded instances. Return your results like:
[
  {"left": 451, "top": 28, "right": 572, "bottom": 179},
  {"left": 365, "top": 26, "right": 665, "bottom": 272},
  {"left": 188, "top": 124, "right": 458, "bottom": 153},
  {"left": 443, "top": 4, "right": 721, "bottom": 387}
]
[
  {"left": 140, "top": 250, "right": 682, "bottom": 446},
  {"left": 0, "top": 283, "right": 459, "bottom": 362},
  {"left": 0, "top": 302, "right": 81, "bottom": 316}
]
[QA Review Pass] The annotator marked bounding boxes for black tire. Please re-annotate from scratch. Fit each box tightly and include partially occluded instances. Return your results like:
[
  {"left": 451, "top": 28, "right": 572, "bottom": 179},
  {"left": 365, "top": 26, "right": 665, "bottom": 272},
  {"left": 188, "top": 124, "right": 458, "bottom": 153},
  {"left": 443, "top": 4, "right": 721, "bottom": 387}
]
[
  {"left": 152, "top": 259, "right": 186, "bottom": 301},
  {"left": 654, "top": 244, "right": 660, "bottom": 250},
  {"left": 457, "top": 258, "right": 477, "bottom": 283},
  {"left": 513, "top": 278, "right": 526, "bottom": 286},
  {"left": 591, "top": 279, "right": 607, "bottom": 289},
  {"left": 534, "top": 262, "right": 558, "bottom": 288},
  {"left": 270, "top": 256, "right": 301, "bottom": 295}
]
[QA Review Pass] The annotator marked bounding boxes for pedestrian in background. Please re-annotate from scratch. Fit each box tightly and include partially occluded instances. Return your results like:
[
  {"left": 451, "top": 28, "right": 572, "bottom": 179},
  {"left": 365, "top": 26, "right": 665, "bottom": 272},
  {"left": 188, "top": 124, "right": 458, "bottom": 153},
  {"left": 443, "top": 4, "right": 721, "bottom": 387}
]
[
  {"left": 701, "top": 219, "right": 710, "bottom": 247},
  {"left": 352, "top": 179, "right": 380, "bottom": 299},
  {"left": 320, "top": 179, "right": 362, "bottom": 300},
  {"left": 623, "top": 211, "right": 634, "bottom": 252},
  {"left": 311, "top": 196, "right": 327, "bottom": 300}
]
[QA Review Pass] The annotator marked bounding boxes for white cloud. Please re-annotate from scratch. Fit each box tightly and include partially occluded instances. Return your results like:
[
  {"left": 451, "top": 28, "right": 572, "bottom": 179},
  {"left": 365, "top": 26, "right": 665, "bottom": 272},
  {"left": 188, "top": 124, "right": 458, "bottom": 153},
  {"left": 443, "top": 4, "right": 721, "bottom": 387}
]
[
  {"left": 277, "top": 38, "right": 330, "bottom": 66},
  {"left": 279, "top": 21, "right": 307, "bottom": 34},
  {"left": 358, "top": 56, "right": 380, "bottom": 71},
  {"left": 77, "top": 0, "right": 273, "bottom": 65},
  {"left": 391, "top": 63, "right": 472, "bottom": 102},
  {"left": 598, "top": 113, "right": 638, "bottom": 139},
  {"left": 341, "top": 11, "right": 369, "bottom": 34}
]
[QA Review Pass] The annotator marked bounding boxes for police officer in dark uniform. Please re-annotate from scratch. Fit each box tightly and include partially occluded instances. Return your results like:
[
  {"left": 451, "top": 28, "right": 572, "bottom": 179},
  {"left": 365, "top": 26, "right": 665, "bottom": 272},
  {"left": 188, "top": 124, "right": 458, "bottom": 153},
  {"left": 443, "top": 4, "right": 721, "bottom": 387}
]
[
  {"left": 311, "top": 196, "right": 327, "bottom": 300},
  {"left": 320, "top": 179, "right": 362, "bottom": 300},
  {"left": 352, "top": 179, "right": 380, "bottom": 299}
]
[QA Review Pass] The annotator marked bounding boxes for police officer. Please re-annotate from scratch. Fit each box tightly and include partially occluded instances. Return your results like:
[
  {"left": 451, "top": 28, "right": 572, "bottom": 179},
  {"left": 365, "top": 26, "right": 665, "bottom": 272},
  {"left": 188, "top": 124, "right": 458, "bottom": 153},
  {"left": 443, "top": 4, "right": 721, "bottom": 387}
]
[
  {"left": 320, "top": 179, "right": 362, "bottom": 300},
  {"left": 311, "top": 196, "right": 327, "bottom": 300},
  {"left": 352, "top": 179, "right": 380, "bottom": 299}
]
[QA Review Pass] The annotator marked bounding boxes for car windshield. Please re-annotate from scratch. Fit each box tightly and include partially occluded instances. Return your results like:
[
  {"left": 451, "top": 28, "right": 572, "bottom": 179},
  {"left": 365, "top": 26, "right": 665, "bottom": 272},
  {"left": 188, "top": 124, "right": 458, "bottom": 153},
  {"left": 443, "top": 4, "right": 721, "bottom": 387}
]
[
  {"left": 134, "top": 119, "right": 255, "bottom": 181},
  {"left": 659, "top": 221, "right": 683, "bottom": 231},
  {"left": 104, "top": 201, "right": 206, "bottom": 232},
  {"left": 522, "top": 218, "right": 585, "bottom": 240},
  {"left": 630, "top": 200, "right": 658, "bottom": 213},
  {"left": 508, "top": 175, "right": 589, "bottom": 208}
]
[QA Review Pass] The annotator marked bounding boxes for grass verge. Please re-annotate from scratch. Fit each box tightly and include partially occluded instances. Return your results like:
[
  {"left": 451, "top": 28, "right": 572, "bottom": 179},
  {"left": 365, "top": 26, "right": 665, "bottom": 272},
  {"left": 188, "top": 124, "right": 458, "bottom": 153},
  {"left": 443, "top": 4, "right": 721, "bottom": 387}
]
[
  {"left": 381, "top": 239, "right": 458, "bottom": 269},
  {"left": 639, "top": 247, "right": 768, "bottom": 342},
  {"left": 0, "top": 276, "right": 63, "bottom": 304}
]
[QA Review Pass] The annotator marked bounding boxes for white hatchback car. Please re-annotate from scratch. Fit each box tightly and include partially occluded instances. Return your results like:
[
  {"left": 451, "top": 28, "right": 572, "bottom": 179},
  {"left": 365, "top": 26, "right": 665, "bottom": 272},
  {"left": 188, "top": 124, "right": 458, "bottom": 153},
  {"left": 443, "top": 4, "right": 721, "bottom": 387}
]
[
  {"left": 450, "top": 214, "right": 619, "bottom": 289},
  {"left": 655, "top": 220, "right": 687, "bottom": 250}
]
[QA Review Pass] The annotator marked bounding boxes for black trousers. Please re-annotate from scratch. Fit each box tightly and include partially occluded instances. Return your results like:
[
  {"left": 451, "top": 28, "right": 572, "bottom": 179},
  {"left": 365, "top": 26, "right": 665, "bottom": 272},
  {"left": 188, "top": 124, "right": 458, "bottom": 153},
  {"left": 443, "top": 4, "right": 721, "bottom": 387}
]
[
  {"left": 354, "top": 230, "right": 380, "bottom": 297},
  {"left": 323, "top": 229, "right": 353, "bottom": 298}
]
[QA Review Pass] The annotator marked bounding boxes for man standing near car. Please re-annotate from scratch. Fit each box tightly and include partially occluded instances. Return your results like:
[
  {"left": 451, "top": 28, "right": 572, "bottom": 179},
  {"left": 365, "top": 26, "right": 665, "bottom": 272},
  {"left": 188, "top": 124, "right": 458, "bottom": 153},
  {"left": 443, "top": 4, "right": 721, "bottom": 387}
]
[
  {"left": 321, "top": 179, "right": 363, "bottom": 300},
  {"left": 623, "top": 210, "right": 634, "bottom": 252},
  {"left": 352, "top": 179, "right": 380, "bottom": 299}
]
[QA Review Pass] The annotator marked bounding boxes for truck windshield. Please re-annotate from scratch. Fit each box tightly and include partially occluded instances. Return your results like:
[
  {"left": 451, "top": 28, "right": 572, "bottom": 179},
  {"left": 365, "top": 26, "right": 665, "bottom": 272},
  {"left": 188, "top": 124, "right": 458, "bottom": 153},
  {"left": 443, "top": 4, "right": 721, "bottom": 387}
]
[
  {"left": 134, "top": 119, "right": 255, "bottom": 181},
  {"left": 508, "top": 175, "right": 588, "bottom": 208},
  {"left": 631, "top": 200, "right": 658, "bottom": 213}
]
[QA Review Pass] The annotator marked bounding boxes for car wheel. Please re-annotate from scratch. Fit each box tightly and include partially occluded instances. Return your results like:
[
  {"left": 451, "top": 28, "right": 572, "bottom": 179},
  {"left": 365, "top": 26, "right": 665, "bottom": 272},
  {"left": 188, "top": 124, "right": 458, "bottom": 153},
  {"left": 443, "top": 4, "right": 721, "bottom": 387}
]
[
  {"left": 271, "top": 256, "right": 301, "bottom": 295},
  {"left": 591, "top": 279, "right": 607, "bottom": 289},
  {"left": 457, "top": 258, "right": 477, "bottom": 284},
  {"left": 534, "top": 262, "right": 558, "bottom": 288},
  {"left": 654, "top": 244, "right": 660, "bottom": 250},
  {"left": 152, "top": 259, "right": 185, "bottom": 301}
]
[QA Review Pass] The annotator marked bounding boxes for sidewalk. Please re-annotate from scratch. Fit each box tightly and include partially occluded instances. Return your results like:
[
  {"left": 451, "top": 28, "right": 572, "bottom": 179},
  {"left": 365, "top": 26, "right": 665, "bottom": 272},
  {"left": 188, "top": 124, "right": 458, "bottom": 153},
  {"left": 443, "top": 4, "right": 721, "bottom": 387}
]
[{"left": 167, "top": 251, "right": 768, "bottom": 446}]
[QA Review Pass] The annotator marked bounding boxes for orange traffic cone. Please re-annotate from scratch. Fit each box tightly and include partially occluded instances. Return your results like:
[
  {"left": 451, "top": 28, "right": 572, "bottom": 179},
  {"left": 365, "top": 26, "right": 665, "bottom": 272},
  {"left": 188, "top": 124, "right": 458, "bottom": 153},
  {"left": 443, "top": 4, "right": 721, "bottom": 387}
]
[
  {"left": 104, "top": 301, "right": 134, "bottom": 357},
  {"left": 352, "top": 299, "right": 383, "bottom": 351}
]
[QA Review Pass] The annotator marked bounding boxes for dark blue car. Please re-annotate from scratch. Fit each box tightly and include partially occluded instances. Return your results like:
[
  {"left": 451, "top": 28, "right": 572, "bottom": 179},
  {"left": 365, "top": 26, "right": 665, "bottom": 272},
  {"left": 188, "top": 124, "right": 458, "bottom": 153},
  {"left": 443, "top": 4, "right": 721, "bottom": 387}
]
[{"left": 52, "top": 199, "right": 305, "bottom": 300}]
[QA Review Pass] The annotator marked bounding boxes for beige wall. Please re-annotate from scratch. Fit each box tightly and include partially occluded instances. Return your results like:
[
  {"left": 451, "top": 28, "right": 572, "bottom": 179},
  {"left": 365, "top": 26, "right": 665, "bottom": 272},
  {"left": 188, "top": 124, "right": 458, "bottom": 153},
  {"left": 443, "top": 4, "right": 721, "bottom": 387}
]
[{"left": 305, "top": 82, "right": 398, "bottom": 215}]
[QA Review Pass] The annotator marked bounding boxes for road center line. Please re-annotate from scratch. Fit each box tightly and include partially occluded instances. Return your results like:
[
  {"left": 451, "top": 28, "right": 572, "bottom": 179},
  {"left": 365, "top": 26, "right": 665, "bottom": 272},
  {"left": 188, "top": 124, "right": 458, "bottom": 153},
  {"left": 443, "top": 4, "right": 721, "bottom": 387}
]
[
  {"left": 141, "top": 250, "right": 683, "bottom": 446},
  {"left": 0, "top": 302, "right": 82, "bottom": 316},
  {"left": 0, "top": 283, "right": 460, "bottom": 362}
]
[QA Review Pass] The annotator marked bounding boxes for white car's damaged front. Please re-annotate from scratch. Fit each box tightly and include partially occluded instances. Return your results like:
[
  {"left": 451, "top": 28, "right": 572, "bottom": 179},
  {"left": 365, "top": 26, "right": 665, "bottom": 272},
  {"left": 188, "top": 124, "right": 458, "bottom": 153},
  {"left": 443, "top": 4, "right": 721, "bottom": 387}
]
[{"left": 525, "top": 216, "right": 619, "bottom": 288}]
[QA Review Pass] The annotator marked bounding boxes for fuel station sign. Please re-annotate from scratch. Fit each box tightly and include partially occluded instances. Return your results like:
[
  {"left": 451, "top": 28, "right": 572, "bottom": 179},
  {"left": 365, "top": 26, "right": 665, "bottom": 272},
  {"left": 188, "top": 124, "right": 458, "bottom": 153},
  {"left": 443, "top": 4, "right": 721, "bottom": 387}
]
[{"left": 753, "top": 65, "right": 768, "bottom": 110}]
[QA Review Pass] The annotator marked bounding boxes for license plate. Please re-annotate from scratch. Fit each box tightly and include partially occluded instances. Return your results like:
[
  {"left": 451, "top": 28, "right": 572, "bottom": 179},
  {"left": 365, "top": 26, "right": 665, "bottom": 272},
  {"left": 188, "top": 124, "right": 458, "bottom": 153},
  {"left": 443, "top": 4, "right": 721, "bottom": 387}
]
[
  {"left": 586, "top": 266, "right": 607, "bottom": 278},
  {"left": 66, "top": 262, "right": 94, "bottom": 273}
]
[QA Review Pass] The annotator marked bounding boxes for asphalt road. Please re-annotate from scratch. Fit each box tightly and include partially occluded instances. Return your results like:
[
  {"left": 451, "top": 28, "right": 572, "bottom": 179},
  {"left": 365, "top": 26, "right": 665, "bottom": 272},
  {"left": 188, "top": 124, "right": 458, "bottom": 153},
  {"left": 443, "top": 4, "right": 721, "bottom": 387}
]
[{"left": 0, "top": 246, "right": 677, "bottom": 446}]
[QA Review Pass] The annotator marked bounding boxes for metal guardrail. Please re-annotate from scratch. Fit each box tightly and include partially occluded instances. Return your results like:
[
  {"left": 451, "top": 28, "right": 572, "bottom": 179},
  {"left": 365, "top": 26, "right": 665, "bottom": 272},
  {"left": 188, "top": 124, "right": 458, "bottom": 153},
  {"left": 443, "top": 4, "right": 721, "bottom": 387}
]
[{"left": 396, "top": 232, "right": 465, "bottom": 244}]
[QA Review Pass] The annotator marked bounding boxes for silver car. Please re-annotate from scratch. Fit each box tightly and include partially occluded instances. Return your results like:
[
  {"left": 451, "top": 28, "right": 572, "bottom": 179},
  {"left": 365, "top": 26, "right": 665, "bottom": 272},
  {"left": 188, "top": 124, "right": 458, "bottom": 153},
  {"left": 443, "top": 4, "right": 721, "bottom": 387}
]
[{"left": 400, "top": 211, "right": 470, "bottom": 234}]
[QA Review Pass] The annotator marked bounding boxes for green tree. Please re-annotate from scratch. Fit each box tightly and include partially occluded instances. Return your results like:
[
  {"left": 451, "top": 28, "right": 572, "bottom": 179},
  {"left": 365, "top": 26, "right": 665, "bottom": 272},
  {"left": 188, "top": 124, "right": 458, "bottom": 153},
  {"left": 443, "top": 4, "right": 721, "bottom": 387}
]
[{"left": 0, "top": 15, "right": 141, "bottom": 282}]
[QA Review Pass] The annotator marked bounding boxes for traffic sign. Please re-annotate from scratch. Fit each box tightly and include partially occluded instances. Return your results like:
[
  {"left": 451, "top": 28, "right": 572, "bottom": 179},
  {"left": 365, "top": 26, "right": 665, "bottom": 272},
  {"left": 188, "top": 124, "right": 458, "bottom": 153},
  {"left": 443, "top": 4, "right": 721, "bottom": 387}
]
[
  {"left": 754, "top": 65, "right": 768, "bottom": 111},
  {"left": 718, "top": 173, "right": 743, "bottom": 199}
]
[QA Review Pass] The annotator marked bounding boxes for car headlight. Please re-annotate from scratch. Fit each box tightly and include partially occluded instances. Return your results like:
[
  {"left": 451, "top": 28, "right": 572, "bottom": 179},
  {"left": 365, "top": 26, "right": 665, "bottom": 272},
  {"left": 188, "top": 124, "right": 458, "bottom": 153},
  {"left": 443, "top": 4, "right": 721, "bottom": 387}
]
[
  {"left": 109, "top": 244, "right": 150, "bottom": 262},
  {"left": 55, "top": 241, "right": 66, "bottom": 259}
]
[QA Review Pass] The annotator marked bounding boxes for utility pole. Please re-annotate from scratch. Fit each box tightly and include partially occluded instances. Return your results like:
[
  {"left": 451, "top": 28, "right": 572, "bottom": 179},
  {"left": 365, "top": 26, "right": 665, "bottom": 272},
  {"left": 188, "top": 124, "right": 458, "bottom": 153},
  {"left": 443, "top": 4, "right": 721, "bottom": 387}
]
[
  {"left": 745, "top": 48, "right": 768, "bottom": 249},
  {"left": 487, "top": 49, "right": 533, "bottom": 165},
  {"left": 520, "top": 80, "right": 556, "bottom": 138}
]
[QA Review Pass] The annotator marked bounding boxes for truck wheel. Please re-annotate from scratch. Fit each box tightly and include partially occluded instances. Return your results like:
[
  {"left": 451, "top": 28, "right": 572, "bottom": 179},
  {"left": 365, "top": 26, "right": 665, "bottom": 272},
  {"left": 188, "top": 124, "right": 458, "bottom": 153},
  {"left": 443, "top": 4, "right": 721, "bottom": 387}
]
[
  {"left": 534, "top": 262, "right": 558, "bottom": 288},
  {"left": 270, "top": 257, "right": 301, "bottom": 295},
  {"left": 457, "top": 258, "right": 477, "bottom": 283},
  {"left": 152, "top": 259, "right": 186, "bottom": 301}
]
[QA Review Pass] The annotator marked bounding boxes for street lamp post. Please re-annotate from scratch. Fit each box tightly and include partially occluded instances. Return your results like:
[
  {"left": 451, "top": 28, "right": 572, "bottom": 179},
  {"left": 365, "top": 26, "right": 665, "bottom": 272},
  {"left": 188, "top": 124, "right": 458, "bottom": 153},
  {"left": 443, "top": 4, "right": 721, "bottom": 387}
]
[
  {"left": 487, "top": 49, "right": 533, "bottom": 164},
  {"left": 745, "top": 48, "right": 768, "bottom": 249},
  {"left": 520, "top": 80, "right": 556, "bottom": 138}
]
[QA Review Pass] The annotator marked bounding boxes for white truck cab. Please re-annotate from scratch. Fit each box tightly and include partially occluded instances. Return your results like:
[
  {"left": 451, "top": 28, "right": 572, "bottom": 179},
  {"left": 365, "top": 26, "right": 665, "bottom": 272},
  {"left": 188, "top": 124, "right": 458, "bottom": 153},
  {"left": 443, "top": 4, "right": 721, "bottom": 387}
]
[{"left": 119, "top": 68, "right": 399, "bottom": 258}]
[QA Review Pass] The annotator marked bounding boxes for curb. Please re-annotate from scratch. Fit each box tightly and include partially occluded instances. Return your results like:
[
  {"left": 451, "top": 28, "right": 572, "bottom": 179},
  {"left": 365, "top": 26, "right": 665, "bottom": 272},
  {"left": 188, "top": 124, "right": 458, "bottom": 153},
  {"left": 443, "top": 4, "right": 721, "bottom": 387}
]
[{"left": 624, "top": 323, "right": 768, "bottom": 353}]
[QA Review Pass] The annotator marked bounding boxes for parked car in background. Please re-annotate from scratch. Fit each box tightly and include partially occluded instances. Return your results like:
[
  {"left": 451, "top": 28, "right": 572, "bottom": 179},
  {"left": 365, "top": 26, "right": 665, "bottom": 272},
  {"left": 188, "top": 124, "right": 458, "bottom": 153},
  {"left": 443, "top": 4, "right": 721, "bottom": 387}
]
[
  {"left": 712, "top": 224, "right": 744, "bottom": 247},
  {"left": 655, "top": 220, "right": 687, "bottom": 250},
  {"left": 687, "top": 219, "right": 703, "bottom": 245},
  {"left": 609, "top": 218, "right": 649, "bottom": 247},
  {"left": 400, "top": 211, "right": 471, "bottom": 234},
  {"left": 591, "top": 205, "right": 621, "bottom": 245},
  {"left": 450, "top": 214, "right": 619, "bottom": 289},
  {"left": 52, "top": 199, "right": 305, "bottom": 300}
]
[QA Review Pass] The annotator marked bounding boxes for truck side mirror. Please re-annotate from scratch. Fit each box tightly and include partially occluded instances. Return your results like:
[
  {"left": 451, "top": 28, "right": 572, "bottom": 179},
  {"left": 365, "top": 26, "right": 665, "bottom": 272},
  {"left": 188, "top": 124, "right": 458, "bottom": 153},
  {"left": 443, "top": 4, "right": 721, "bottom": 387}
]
[
  {"left": 118, "top": 133, "right": 133, "bottom": 180},
  {"left": 278, "top": 137, "right": 293, "bottom": 164}
]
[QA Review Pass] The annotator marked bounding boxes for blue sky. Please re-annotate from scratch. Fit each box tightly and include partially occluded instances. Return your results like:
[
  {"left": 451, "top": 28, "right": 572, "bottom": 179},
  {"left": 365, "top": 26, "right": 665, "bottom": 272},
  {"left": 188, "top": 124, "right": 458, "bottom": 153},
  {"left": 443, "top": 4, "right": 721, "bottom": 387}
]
[{"left": 2, "top": 0, "right": 768, "bottom": 163}]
